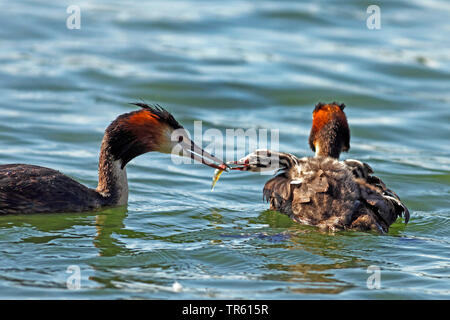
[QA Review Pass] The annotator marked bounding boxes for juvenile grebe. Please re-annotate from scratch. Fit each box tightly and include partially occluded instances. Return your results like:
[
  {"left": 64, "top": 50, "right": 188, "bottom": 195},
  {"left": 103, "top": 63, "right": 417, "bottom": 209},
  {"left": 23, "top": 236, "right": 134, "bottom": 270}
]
[
  {"left": 229, "top": 103, "right": 409, "bottom": 233},
  {"left": 0, "top": 103, "right": 228, "bottom": 214}
]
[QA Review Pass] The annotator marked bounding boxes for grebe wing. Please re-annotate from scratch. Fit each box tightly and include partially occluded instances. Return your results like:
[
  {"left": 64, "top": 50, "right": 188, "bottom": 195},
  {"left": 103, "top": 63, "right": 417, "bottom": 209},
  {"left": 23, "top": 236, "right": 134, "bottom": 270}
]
[
  {"left": 343, "top": 159, "right": 410, "bottom": 225},
  {"left": 0, "top": 164, "right": 101, "bottom": 214},
  {"left": 263, "top": 159, "right": 331, "bottom": 214},
  {"left": 265, "top": 156, "right": 361, "bottom": 229}
]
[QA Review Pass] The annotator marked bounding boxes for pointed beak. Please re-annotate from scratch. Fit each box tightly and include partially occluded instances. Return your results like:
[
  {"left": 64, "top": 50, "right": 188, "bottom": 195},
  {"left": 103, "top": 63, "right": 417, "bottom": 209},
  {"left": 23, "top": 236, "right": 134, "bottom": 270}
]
[
  {"left": 179, "top": 139, "right": 229, "bottom": 171},
  {"left": 226, "top": 159, "right": 250, "bottom": 171}
]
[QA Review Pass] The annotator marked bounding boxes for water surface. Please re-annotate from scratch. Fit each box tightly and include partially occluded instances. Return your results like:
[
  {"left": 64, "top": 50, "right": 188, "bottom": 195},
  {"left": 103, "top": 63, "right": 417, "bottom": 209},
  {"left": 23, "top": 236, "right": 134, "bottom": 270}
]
[{"left": 0, "top": 0, "right": 449, "bottom": 299}]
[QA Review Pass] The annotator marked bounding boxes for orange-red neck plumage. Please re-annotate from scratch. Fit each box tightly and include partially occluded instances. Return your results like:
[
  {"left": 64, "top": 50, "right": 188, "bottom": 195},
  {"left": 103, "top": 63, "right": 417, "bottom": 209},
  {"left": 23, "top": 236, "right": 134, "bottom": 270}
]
[
  {"left": 104, "top": 105, "right": 182, "bottom": 169},
  {"left": 308, "top": 103, "right": 350, "bottom": 159}
]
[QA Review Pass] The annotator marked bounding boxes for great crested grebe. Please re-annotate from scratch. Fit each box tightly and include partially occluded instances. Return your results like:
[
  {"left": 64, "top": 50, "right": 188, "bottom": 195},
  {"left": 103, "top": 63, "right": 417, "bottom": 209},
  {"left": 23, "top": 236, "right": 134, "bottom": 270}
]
[
  {"left": 229, "top": 103, "right": 409, "bottom": 233},
  {"left": 0, "top": 103, "right": 228, "bottom": 214}
]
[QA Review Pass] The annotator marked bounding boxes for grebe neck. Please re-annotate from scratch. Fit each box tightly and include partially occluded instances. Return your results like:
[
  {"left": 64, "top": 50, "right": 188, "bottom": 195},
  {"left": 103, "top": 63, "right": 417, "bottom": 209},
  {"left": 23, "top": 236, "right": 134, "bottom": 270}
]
[
  {"left": 314, "top": 140, "right": 341, "bottom": 159},
  {"left": 95, "top": 132, "right": 129, "bottom": 206}
]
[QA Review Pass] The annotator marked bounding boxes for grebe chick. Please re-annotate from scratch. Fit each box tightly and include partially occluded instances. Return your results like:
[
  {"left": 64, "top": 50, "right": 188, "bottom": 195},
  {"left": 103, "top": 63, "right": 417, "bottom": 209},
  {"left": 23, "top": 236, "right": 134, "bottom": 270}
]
[
  {"left": 230, "top": 103, "right": 409, "bottom": 233},
  {"left": 0, "top": 103, "right": 228, "bottom": 214}
]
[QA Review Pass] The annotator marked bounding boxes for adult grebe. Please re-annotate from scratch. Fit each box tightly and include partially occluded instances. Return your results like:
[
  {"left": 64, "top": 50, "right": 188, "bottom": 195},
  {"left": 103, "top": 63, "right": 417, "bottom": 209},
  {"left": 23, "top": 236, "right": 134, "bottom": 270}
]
[
  {"left": 0, "top": 103, "right": 228, "bottom": 214},
  {"left": 229, "top": 103, "right": 409, "bottom": 233}
]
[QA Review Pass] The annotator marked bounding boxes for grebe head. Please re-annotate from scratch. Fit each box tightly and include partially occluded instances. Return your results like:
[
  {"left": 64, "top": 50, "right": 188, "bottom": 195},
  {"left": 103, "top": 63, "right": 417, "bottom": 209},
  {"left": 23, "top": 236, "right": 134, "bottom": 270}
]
[
  {"left": 106, "top": 103, "right": 228, "bottom": 170},
  {"left": 308, "top": 102, "right": 350, "bottom": 159}
]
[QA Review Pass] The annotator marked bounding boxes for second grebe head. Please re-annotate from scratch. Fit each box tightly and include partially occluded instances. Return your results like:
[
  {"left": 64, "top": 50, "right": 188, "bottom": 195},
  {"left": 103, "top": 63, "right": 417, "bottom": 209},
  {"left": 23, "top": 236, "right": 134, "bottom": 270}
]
[
  {"left": 308, "top": 102, "right": 350, "bottom": 159},
  {"left": 106, "top": 103, "right": 228, "bottom": 170}
]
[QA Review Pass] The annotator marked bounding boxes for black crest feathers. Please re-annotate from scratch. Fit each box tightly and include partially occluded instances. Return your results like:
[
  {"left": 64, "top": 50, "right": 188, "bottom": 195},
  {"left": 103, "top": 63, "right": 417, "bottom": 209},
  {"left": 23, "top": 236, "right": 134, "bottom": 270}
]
[
  {"left": 129, "top": 102, "right": 183, "bottom": 130},
  {"left": 313, "top": 102, "right": 346, "bottom": 113}
]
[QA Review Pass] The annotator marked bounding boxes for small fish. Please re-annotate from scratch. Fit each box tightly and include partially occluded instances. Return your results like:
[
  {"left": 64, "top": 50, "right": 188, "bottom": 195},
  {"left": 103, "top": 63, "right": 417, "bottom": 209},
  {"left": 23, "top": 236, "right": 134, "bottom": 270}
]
[{"left": 211, "top": 168, "right": 224, "bottom": 191}]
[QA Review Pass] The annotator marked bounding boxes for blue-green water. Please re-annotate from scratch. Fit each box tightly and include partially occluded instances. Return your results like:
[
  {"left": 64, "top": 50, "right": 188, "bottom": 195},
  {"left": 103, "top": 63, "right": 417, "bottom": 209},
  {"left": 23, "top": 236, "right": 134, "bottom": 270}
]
[{"left": 0, "top": 0, "right": 449, "bottom": 299}]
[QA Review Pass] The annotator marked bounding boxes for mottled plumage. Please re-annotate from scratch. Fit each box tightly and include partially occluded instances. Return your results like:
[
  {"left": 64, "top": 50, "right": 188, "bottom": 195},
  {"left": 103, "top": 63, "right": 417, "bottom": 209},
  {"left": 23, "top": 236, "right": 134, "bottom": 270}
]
[
  {"left": 264, "top": 154, "right": 408, "bottom": 232},
  {"left": 230, "top": 103, "right": 409, "bottom": 233}
]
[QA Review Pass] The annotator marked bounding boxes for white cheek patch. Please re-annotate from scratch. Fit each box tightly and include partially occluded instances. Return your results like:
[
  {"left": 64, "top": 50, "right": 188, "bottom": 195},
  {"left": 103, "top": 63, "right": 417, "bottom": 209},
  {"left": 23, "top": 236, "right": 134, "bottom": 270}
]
[
  {"left": 314, "top": 142, "right": 321, "bottom": 157},
  {"left": 160, "top": 127, "right": 178, "bottom": 154}
]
